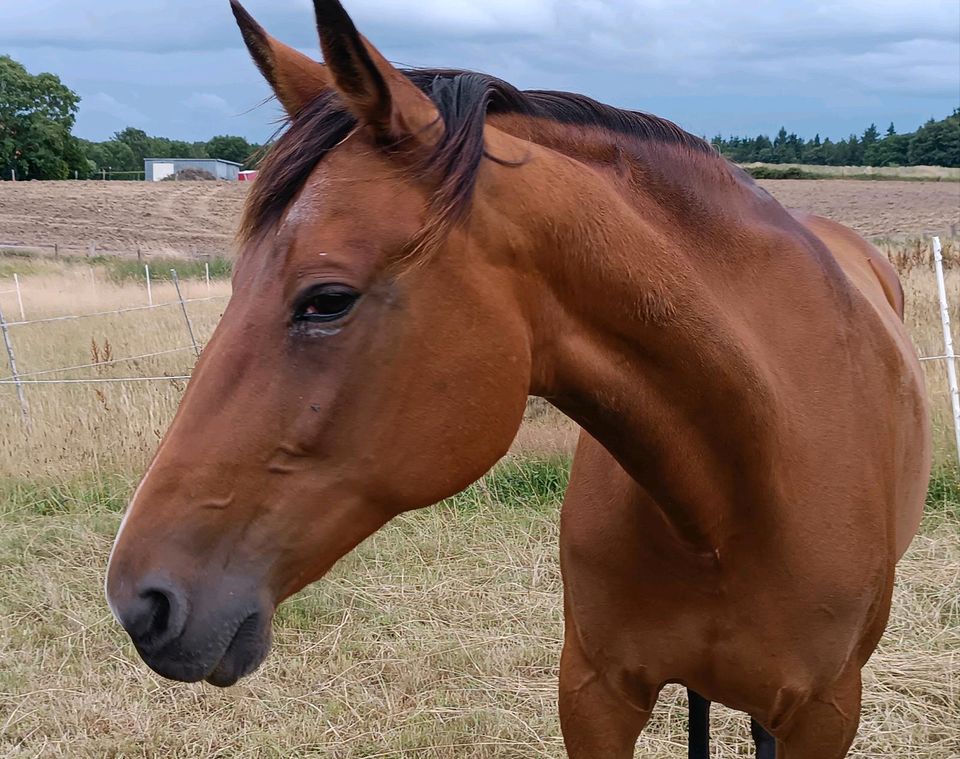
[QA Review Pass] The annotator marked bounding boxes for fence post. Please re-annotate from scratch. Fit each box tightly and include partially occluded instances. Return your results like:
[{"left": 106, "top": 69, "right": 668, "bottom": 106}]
[
  {"left": 145, "top": 264, "right": 153, "bottom": 306},
  {"left": 0, "top": 299, "right": 30, "bottom": 430},
  {"left": 53, "top": 242, "right": 60, "bottom": 260},
  {"left": 171, "top": 269, "right": 200, "bottom": 358},
  {"left": 933, "top": 235, "right": 960, "bottom": 468},
  {"left": 13, "top": 274, "right": 24, "bottom": 320},
  {"left": 205, "top": 261, "right": 211, "bottom": 293}
]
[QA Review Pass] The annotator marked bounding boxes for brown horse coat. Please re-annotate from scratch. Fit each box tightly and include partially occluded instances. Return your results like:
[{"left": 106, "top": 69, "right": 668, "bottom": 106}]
[{"left": 105, "top": 3, "right": 931, "bottom": 757}]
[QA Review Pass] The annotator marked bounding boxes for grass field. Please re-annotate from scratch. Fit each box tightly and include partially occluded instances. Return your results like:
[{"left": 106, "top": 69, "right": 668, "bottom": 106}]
[{"left": 1, "top": 239, "right": 959, "bottom": 757}]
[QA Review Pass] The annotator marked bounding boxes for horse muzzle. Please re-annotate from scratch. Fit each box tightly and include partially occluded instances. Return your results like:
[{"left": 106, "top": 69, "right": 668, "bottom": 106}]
[{"left": 106, "top": 573, "right": 274, "bottom": 687}]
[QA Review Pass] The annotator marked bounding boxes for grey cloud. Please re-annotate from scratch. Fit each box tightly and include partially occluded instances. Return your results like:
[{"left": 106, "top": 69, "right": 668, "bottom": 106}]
[{"left": 3, "top": 0, "right": 957, "bottom": 142}]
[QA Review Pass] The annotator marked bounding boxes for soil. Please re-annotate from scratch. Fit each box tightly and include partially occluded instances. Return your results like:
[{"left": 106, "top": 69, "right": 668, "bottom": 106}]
[
  {"left": 0, "top": 179, "right": 956, "bottom": 257},
  {"left": 0, "top": 182, "right": 248, "bottom": 257},
  {"left": 759, "top": 179, "right": 959, "bottom": 240}
]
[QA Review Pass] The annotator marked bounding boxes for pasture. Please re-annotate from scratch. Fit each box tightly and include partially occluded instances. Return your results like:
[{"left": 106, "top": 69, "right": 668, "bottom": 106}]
[{"left": 0, "top": 180, "right": 958, "bottom": 757}]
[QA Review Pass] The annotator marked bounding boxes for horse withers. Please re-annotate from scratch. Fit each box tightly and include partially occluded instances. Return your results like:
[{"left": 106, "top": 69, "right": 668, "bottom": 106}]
[{"left": 105, "top": 2, "right": 931, "bottom": 757}]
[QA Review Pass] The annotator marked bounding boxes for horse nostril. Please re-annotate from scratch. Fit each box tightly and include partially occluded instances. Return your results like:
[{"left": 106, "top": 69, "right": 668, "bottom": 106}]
[
  {"left": 141, "top": 589, "right": 171, "bottom": 638},
  {"left": 120, "top": 583, "right": 187, "bottom": 652}
]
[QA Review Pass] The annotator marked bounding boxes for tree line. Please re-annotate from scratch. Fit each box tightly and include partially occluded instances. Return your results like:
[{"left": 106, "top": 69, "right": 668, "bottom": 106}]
[
  {"left": 81, "top": 127, "right": 262, "bottom": 178},
  {"left": 713, "top": 113, "right": 959, "bottom": 168},
  {"left": 2, "top": 54, "right": 958, "bottom": 181}
]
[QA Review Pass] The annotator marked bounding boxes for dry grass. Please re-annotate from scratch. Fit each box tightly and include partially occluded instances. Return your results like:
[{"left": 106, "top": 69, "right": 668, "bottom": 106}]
[
  {"left": 0, "top": 261, "right": 229, "bottom": 477},
  {"left": 1, "top": 470, "right": 956, "bottom": 758},
  {"left": 0, "top": 241, "right": 958, "bottom": 758}
]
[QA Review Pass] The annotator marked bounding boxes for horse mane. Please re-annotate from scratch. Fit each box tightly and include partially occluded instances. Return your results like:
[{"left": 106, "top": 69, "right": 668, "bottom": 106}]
[{"left": 240, "top": 69, "right": 714, "bottom": 243}]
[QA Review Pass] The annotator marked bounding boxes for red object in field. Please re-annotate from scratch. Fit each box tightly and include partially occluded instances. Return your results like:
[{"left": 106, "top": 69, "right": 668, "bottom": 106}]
[{"left": 238, "top": 170, "right": 258, "bottom": 182}]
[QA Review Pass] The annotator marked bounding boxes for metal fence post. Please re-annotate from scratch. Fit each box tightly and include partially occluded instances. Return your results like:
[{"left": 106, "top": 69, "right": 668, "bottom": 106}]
[
  {"left": 13, "top": 273, "right": 24, "bottom": 320},
  {"left": 171, "top": 269, "right": 201, "bottom": 358},
  {"left": 0, "top": 299, "right": 30, "bottom": 430},
  {"left": 932, "top": 235, "right": 960, "bottom": 469}
]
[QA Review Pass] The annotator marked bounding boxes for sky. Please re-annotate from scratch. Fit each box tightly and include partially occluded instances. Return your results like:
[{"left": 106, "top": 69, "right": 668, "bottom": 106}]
[{"left": 2, "top": 0, "right": 959, "bottom": 144}]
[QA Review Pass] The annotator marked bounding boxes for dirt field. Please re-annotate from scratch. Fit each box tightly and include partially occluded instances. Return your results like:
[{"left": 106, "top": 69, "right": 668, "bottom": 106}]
[
  {"left": 761, "top": 179, "right": 960, "bottom": 239},
  {"left": 0, "top": 182, "right": 247, "bottom": 255},
  {"left": 0, "top": 179, "right": 957, "bottom": 254}
]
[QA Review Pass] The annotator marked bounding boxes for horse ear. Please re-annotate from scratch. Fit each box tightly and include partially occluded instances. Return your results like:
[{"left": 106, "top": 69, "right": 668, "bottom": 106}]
[
  {"left": 312, "top": 0, "right": 442, "bottom": 145},
  {"left": 230, "top": 0, "right": 330, "bottom": 117}
]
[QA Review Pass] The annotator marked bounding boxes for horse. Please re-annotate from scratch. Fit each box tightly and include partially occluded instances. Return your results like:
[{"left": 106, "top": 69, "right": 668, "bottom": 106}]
[{"left": 105, "top": 1, "right": 931, "bottom": 756}]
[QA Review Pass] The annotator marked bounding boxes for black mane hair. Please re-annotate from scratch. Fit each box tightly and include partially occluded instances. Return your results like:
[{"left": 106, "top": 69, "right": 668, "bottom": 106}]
[{"left": 241, "top": 69, "right": 712, "bottom": 241}]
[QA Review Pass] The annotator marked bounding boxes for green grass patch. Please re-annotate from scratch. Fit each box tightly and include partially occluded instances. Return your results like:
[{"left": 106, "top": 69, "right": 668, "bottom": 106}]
[
  {"left": 2, "top": 459, "right": 955, "bottom": 531},
  {"left": 0, "top": 250, "right": 49, "bottom": 277},
  {"left": 925, "top": 468, "right": 960, "bottom": 524},
  {"left": 92, "top": 255, "right": 233, "bottom": 283},
  {"left": 0, "top": 250, "right": 233, "bottom": 282},
  {"left": 0, "top": 473, "right": 133, "bottom": 518},
  {"left": 445, "top": 456, "right": 571, "bottom": 512}
]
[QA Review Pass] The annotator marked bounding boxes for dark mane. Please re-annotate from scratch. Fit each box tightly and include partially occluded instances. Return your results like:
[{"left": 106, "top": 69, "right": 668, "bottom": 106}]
[{"left": 240, "top": 69, "right": 713, "bottom": 242}]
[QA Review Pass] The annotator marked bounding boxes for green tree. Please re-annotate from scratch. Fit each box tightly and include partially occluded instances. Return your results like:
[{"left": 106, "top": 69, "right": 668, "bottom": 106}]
[
  {"left": 206, "top": 134, "right": 258, "bottom": 166},
  {"left": 0, "top": 55, "right": 85, "bottom": 180},
  {"left": 907, "top": 110, "right": 960, "bottom": 167},
  {"left": 114, "top": 127, "right": 151, "bottom": 170},
  {"left": 82, "top": 139, "right": 137, "bottom": 175}
]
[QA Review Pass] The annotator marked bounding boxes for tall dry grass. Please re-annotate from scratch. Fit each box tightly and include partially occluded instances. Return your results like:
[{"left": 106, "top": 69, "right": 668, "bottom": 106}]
[
  {"left": 0, "top": 261, "right": 229, "bottom": 477},
  {"left": 4, "top": 243, "right": 958, "bottom": 474},
  {"left": 898, "top": 242, "right": 960, "bottom": 462},
  {"left": 0, "top": 244, "right": 958, "bottom": 758},
  {"left": 1, "top": 466, "right": 956, "bottom": 758}
]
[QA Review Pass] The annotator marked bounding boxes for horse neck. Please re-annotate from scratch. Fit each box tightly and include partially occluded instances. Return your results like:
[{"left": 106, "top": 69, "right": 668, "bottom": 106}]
[{"left": 484, "top": 130, "right": 780, "bottom": 550}]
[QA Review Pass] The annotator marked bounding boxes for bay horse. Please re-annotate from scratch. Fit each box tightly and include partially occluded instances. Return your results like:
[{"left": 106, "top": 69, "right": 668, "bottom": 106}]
[{"left": 105, "top": 1, "right": 931, "bottom": 756}]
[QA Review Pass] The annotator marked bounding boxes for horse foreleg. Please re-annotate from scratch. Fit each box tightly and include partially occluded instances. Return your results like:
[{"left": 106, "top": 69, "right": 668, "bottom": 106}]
[
  {"left": 690, "top": 692, "right": 777, "bottom": 759},
  {"left": 559, "top": 632, "right": 655, "bottom": 758},
  {"left": 687, "top": 689, "right": 711, "bottom": 759}
]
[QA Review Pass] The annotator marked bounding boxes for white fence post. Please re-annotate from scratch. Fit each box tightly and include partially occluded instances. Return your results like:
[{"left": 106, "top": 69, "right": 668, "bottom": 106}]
[
  {"left": 171, "top": 269, "right": 200, "bottom": 358},
  {"left": 13, "top": 273, "right": 24, "bottom": 320},
  {"left": 0, "top": 298, "right": 30, "bottom": 430},
  {"left": 205, "top": 261, "right": 211, "bottom": 293},
  {"left": 145, "top": 264, "right": 153, "bottom": 306},
  {"left": 932, "top": 236, "right": 960, "bottom": 468}
]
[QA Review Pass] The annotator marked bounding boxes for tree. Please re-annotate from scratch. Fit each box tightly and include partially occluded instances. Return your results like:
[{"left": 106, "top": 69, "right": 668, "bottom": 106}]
[
  {"left": 114, "top": 127, "right": 151, "bottom": 168},
  {"left": 206, "top": 134, "right": 258, "bottom": 166},
  {"left": 0, "top": 55, "right": 85, "bottom": 179},
  {"left": 82, "top": 139, "right": 137, "bottom": 174},
  {"left": 907, "top": 110, "right": 960, "bottom": 167},
  {"left": 708, "top": 110, "right": 958, "bottom": 169}
]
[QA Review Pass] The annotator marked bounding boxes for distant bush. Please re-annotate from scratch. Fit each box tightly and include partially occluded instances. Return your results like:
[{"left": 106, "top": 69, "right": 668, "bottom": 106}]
[{"left": 744, "top": 166, "right": 810, "bottom": 180}]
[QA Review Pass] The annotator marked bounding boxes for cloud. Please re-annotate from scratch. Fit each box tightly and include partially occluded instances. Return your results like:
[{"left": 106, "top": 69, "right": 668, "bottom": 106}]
[
  {"left": 2, "top": 0, "right": 957, "bottom": 142},
  {"left": 83, "top": 92, "right": 148, "bottom": 125},
  {"left": 183, "top": 92, "right": 233, "bottom": 113}
]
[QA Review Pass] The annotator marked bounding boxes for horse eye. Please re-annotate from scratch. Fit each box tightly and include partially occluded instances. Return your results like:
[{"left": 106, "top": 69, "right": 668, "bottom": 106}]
[{"left": 294, "top": 286, "right": 359, "bottom": 323}]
